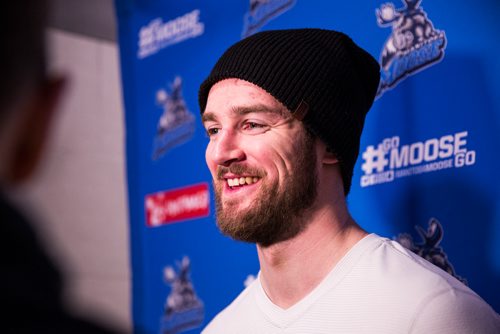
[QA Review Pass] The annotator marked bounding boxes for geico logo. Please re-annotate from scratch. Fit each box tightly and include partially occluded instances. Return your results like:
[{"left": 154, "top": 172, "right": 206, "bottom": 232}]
[{"left": 360, "top": 171, "right": 394, "bottom": 187}]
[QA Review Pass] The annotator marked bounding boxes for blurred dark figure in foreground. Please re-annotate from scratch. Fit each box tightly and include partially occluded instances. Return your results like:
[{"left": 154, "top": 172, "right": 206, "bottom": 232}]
[{"left": 0, "top": 1, "right": 121, "bottom": 333}]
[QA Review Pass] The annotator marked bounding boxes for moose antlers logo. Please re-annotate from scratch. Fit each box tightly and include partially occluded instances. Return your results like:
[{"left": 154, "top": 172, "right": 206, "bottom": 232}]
[
  {"left": 160, "top": 256, "right": 204, "bottom": 334},
  {"left": 375, "top": 0, "right": 447, "bottom": 97}
]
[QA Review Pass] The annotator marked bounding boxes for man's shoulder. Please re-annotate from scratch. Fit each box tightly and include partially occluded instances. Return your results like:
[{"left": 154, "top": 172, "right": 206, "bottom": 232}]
[
  {"left": 408, "top": 283, "right": 500, "bottom": 333},
  {"left": 340, "top": 234, "right": 499, "bottom": 329},
  {"left": 286, "top": 234, "right": 499, "bottom": 332},
  {"left": 357, "top": 234, "right": 472, "bottom": 295}
]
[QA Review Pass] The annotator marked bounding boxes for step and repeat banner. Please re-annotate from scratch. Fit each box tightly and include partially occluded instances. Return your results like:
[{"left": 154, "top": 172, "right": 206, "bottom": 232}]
[{"left": 115, "top": 1, "right": 500, "bottom": 333}]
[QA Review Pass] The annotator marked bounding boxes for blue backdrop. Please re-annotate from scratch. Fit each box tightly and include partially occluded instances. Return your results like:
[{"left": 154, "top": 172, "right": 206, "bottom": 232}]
[{"left": 115, "top": 1, "right": 500, "bottom": 333}]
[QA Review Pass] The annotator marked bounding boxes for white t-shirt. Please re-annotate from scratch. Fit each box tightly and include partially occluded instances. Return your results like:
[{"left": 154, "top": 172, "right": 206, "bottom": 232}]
[{"left": 203, "top": 234, "right": 499, "bottom": 333}]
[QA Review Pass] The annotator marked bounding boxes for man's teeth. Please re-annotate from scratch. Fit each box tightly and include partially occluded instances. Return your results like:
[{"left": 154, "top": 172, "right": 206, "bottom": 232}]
[{"left": 227, "top": 177, "right": 259, "bottom": 187}]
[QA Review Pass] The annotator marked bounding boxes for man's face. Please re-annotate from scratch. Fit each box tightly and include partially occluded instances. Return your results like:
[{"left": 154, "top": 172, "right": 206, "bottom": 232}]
[{"left": 202, "top": 79, "right": 319, "bottom": 247}]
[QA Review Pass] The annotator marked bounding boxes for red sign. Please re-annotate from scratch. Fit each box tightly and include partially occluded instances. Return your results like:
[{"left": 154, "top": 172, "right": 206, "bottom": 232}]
[{"left": 145, "top": 183, "right": 210, "bottom": 227}]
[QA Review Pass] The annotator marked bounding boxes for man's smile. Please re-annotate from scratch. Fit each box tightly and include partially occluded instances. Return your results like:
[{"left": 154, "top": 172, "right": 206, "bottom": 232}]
[
  {"left": 225, "top": 176, "right": 260, "bottom": 188},
  {"left": 216, "top": 165, "right": 267, "bottom": 194},
  {"left": 220, "top": 175, "right": 262, "bottom": 200}
]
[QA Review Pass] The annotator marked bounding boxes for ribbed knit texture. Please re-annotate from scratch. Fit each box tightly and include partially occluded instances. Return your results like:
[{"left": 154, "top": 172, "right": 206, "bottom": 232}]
[{"left": 199, "top": 29, "right": 380, "bottom": 195}]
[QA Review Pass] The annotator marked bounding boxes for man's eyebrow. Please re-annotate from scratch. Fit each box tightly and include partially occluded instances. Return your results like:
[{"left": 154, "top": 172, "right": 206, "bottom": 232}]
[
  {"left": 232, "top": 104, "right": 289, "bottom": 117},
  {"left": 202, "top": 104, "right": 290, "bottom": 123},
  {"left": 202, "top": 112, "right": 217, "bottom": 124}
]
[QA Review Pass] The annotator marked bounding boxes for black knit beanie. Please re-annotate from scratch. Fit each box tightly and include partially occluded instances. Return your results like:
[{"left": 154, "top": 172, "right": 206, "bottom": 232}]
[{"left": 199, "top": 28, "right": 380, "bottom": 195}]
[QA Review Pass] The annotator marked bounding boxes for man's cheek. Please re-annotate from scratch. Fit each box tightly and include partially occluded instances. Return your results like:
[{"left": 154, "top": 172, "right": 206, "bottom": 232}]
[
  {"left": 205, "top": 150, "right": 215, "bottom": 174},
  {"left": 209, "top": 166, "right": 218, "bottom": 180}
]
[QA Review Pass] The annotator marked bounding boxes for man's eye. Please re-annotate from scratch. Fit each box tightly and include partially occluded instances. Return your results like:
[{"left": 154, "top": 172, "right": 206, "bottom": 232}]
[
  {"left": 206, "top": 128, "right": 220, "bottom": 136},
  {"left": 243, "top": 122, "right": 264, "bottom": 130}
]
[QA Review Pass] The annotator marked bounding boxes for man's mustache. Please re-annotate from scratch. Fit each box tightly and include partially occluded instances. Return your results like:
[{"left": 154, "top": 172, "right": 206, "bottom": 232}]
[{"left": 216, "top": 164, "right": 267, "bottom": 179}]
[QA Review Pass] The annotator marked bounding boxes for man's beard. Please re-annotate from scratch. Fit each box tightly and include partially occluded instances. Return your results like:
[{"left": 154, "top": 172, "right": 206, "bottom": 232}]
[{"left": 213, "top": 132, "right": 318, "bottom": 247}]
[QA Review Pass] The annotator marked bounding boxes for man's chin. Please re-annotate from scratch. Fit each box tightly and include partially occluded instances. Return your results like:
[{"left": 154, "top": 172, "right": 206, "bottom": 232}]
[
  {"left": 215, "top": 215, "right": 246, "bottom": 240},
  {"left": 220, "top": 198, "right": 253, "bottom": 213},
  {"left": 217, "top": 209, "right": 248, "bottom": 225}
]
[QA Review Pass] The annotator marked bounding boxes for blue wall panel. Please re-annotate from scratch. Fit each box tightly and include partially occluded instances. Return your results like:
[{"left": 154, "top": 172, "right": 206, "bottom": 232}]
[{"left": 115, "top": 1, "right": 500, "bottom": 332}]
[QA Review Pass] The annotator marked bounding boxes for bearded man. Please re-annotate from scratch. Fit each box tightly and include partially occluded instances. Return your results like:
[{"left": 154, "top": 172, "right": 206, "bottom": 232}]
[{"left": 199, "top": 29, "right": 499, "bottom": 333}]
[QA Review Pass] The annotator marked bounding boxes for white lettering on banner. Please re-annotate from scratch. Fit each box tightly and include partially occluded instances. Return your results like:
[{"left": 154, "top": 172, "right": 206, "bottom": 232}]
[
  {"left": 360, "top": 131, "right": 477, "bottom": 187},
  {"left": 165, "top": 191, "right": 209, "bottom": 217},
  {"left": 138, "top": 10, "right": 204, "bottom": 59},
  {"left": 145, "top": 183, "right": 210, "bottom": 227}
]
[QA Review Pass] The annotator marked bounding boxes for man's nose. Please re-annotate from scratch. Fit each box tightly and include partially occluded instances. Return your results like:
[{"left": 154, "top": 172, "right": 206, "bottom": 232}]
[{"left": 211, "top": 130, "right": 245, "bottom": 167}]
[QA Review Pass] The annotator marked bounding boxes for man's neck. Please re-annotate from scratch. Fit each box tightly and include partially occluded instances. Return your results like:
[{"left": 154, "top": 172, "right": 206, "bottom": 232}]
[{"left": 256, "top": 206, "right": 367, "bottom": 309}]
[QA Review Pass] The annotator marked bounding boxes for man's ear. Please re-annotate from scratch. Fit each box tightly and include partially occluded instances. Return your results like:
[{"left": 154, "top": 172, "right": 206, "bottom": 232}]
[
  {"left": 6, "top": 76, "right": 67, "bottom": 184},
  {"left": 322, "top": 147, "right": 339, "bottom": 165}
]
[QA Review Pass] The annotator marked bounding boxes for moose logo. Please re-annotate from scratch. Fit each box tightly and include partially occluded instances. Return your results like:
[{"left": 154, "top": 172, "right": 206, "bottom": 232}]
[
  {"left": 153, "top": 76, "right": 196, "bottom": 160},
  {"left": 375, "top": 0, "right": 447, "bottom": 97},
  {"left": 242, "top": 0, "right": 296, "bottom": 37},
  {"left": 160, "top": 256, "right": 204, "bottom": 334}
]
